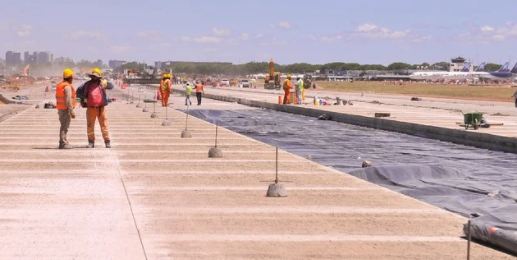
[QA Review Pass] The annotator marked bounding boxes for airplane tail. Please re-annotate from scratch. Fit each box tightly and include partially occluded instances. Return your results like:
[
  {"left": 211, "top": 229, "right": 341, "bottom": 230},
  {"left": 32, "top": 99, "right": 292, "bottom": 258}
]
[
  {"left": 476, "top": 62, "right": 486, "bottom": 71},
  {"left": 511, "top": 63, "right": 517, "bottom": 74},
  {"left": 498, "top": 62, "right": 510, "bottom": 72},
  {"left": 461, "top": 62, "right": 471, "bottom": 72}
]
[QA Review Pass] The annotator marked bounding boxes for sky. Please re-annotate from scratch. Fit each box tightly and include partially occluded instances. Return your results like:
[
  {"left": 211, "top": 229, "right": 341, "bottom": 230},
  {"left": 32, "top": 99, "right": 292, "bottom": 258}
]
[{"left": 1, "top": 0, "right": 517, "bottom": 65}]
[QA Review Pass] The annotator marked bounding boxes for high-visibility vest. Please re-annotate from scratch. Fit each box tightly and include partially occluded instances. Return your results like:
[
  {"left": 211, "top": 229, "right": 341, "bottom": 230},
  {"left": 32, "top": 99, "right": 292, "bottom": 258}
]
[
  {"left": 195, "top": 84, "right": 204, "bottom": 93},
  {"left": 160, "top": 79, "right": 171, "bottom": 92},
  {"left": 55, "top": 81, "right": 76, "bottom": 110},
  {"left": 185, "top": 85, "right": 193, "bottom": 95},
  {"left": 297, "top": 79, "right": 304, "bottom": 90},
  {"left": 283, "top": 79, "right": 291, "bottom": 92}
]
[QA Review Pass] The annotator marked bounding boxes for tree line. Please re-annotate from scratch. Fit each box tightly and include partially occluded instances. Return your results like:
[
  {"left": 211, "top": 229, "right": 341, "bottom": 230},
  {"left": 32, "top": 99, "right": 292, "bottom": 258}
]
[{"left": 115, "top": 61, "right": 504, "bottom": 75}]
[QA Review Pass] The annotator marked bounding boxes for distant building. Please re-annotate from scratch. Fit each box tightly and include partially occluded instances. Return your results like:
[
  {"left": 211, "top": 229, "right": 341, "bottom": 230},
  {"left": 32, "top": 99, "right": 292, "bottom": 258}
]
[
  {"left": 36, "top": 51, "right": 51, "bottom": 64},
  {"left": 5, "top": 51, "right": 22, "bottom": 67},
  {"left": 155, "top": 61, "right": 173, "bottom": 71},
  {"left": 449, "top": 57, "right": 471, "bottom": 72},
  {"left": 109, "top": 60, "right": 126, "bottom": 69},
  {"left": 23, "top": 51, "right": 52, "bottom": 65}
]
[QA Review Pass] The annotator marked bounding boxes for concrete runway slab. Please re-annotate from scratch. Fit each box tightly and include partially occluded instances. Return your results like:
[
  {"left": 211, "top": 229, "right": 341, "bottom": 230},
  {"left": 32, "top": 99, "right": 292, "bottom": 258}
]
[{"left": 0, "top": 89, "right": 513, "bottom": 259}]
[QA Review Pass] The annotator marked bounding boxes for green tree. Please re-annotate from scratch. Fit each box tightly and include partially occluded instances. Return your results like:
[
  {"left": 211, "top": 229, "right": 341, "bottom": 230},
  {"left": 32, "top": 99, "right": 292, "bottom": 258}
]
[
  {"left": 387, "top": 62, "right": 412, "bottom": 71},
  {"left": 485, "top": 63, "right": 502, "bottom": 72},
  {"left": 431, "top": 62, "right": 449, "bottom": 71}
]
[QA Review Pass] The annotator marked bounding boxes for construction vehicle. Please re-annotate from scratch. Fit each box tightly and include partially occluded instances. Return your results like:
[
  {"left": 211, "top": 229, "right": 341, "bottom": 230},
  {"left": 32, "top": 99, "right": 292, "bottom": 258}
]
[
  {"left": 264, "top": 59, "right": 281, "bottom": 90},
  {"left": 303, "top": 74, "right": 313, "bottom": 89}
]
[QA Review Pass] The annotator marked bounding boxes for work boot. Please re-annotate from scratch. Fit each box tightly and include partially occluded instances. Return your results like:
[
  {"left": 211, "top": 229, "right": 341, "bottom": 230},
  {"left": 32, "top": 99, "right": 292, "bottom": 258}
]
[
  {"left": 105, "top": 141, "right": 111, "bottom": 148},
  {"left": 87, "top": 141, "right": 95, "bottom": 148},
  {"left": 58, "top": 143, "right": 72, "bottom": 149}
]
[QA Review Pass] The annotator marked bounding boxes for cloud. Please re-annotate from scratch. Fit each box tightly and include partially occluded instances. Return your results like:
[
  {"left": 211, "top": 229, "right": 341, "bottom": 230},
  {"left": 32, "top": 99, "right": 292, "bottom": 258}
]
[
  {"left": 277, "top": 21, "right": 292, "bottom": 30},
  {"left": 181, "top": 35, "right": 222, "bottom": 44},
  {"left": 239, "top": 33, "right": 250, "bottom": 40},
  {"left": 110, "top": 45, "right": 132, "bottom": 53},
  {"left": 356, "top": 23, "right": 409, "bottom": 39},
  {"left": 69, "top": 30, "right": 103, "bottom": 40},
  {"left": 137, "top": 31, "right": 162, "bottom": 40},
  {"left": 319, "top": 34, "right": 344, "bottom": 43},
  {"left": 460, "top": 23, "right": 517, "bottom": 42},
  {"left": 212, "top": 27, "right": 231, "bottom": 37},
  {"left": 315, "top": 23, "right": 425, "bottom": 43},
  {"left": 480, "top": 25, "right": 494, "bottom": 33},
  {"left": 16, "top": 25, "right": 32, "bottom": 37}
]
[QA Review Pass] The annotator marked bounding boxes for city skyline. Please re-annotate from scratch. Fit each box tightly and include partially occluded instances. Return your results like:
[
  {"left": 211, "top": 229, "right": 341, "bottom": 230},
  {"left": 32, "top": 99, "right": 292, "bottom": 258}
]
[{"left": 1, "top": 0, "right": 517, "bottom": 65}]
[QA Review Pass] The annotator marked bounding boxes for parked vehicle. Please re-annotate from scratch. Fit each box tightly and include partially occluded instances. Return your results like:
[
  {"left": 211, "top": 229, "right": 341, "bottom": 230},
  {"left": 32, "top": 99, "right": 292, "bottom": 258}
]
[
  {"left": 220, "top": 79, "right": 230, "bottom": 87},
  {"left": 239, "top": 79, "right": 252, "bottom": 88}
]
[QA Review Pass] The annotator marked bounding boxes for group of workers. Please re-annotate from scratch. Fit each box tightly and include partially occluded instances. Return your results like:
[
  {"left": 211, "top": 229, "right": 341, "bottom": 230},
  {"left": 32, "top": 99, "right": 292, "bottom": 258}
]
[
  {"left": 158, "top": 73, "right": 205, "bottom": 107},
  {"left": 56, "top": 69, "right": 205, "bottom": 149},
  {"left": 56, "top": 67, "right": 113, "bottom": 149},
  {"left": 282, "top": 74, "right": 305, "bottom": 105}
]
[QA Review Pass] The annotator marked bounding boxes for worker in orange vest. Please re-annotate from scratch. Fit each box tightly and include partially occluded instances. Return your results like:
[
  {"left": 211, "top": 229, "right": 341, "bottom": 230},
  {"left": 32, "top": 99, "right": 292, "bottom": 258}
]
[
  {"left": 55, "top": 68, "right": 77, "bottom": 149},
  {"left": 159, "top": 73, "right": 172, "bottom": 107},
  {"left": 195, "top": 81, "right": 204, "bottom": 105},
  {"left": 282, "top": 74, "right": 292, "bottom": 104}
]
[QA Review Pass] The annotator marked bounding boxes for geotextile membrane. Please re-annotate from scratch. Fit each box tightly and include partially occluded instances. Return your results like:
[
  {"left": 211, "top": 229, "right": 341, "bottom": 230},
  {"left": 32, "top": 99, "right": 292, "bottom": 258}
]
[{"left": 188, "top": 108, "right": 517, "bottom": 254}]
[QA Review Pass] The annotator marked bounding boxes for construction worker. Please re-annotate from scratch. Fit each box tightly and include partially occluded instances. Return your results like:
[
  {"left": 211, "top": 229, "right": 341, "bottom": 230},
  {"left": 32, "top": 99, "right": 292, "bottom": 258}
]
[
  {"left": 82, "top": 67, "right": 114, "bottom": 148},
  {"left": 296, "top": 77, "right": 304, "bottom": 105},
  {"left": 185, "top": 82, "right": 193, "bottom": 106},
  {"left": 159, "top": 73, "right": 172, "bottom": 107},
  {"left": 282, "top": 75, "right": 292, "bottom": 104},
  {"left": 195, "top": 81, "right": 204, "bottom": 105},
  {"left": 55, "top": 68, "right": 77, "bottom": 149}
]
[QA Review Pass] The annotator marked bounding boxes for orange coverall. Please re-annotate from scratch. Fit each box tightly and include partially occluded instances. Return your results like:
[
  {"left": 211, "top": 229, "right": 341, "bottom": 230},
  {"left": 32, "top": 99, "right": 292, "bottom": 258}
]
[
  {"left": 282, "top": 79, "right": 292, "bottom": 104},
  {"left": 160, "top": 79, "right": 172, "bottom": 107}
]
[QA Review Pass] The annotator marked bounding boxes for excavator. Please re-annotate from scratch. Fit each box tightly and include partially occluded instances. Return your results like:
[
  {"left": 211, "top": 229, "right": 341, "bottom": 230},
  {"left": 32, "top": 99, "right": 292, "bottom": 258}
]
[{"left": 264, "top": 59, "right": 281, "bottom": 90}]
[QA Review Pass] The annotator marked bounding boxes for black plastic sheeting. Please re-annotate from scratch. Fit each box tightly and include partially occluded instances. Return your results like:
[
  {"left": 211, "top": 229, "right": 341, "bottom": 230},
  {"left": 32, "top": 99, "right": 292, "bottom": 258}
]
[{"left": 188, "top": 108, "right": 517, "bottom": 254}]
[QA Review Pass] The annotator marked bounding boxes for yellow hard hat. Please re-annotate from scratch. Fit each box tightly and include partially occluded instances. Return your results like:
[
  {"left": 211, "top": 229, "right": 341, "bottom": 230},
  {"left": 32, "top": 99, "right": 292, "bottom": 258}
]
[
  {"left": 63, "top": 68, "right": 74, "bottom": 79},
  {"left": 162, "top": 73, "right": 168, "bottom": 79},
  {"left": 169, "top": 73, "right": 173, "bottom": 78},
  {"left": 89, "top": 67, "right": 103, "bottom": 78}
]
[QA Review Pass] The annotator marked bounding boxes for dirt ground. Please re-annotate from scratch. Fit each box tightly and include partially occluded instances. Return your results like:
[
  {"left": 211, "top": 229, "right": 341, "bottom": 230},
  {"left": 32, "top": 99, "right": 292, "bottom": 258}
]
[{"left": 317, "top": 81, "right": 517, "bottom": 102}]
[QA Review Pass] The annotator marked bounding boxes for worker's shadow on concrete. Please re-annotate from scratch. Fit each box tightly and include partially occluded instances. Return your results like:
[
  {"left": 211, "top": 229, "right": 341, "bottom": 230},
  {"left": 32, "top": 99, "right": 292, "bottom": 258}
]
[{"left": 32, "top": 145, "right": 92, "bottom": 150}]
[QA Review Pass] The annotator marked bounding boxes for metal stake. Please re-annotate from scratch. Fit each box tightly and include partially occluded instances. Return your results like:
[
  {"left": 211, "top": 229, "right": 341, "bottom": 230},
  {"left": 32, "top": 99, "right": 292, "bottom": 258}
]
[
  {"left": 467, "top": 220, "right": 471, "bottom": 260},
  {"left": 185, "top": 106, "right": 189, "bottom": 130},
  {"left": 215, "top": 125, "right": 219, "bottom": 147},
  {"left": 275, "top": 147, "right": 279, "bottom": 184}
]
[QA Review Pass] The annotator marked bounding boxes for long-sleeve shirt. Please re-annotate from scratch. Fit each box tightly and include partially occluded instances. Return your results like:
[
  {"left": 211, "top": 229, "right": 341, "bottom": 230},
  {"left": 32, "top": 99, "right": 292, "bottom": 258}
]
[{"left": 64, "top": 85, "right": 73, "bottom": 111}]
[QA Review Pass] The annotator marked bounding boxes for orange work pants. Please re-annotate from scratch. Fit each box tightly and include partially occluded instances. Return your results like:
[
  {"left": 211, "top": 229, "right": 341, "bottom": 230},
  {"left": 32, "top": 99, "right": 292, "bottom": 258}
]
[
  {"left": 87, "top": 106, "right": 110, "bottom": 142},
  {"left": 283, "top": 90, "right": 290, "bottom": 104},
  {"left": 161, "top": 91, "right": 170, "bottom": 107}
]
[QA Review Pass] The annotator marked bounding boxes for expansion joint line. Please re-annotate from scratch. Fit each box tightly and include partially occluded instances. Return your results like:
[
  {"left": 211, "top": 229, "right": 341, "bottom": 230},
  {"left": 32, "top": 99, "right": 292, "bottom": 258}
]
[{"left": 111, "top": 150, "right": 149, "bottom": 260}]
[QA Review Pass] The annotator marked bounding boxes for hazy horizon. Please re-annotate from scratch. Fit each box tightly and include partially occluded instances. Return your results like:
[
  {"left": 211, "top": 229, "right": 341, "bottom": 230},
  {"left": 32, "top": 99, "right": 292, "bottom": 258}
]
[{"left": 1, "top": 0, "right": 517, "bottom": 65}]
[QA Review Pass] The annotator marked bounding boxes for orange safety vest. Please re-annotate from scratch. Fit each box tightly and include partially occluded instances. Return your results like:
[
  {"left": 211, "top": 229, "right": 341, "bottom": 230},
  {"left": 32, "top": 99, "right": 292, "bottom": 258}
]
[
  {"left": 283, "top": 79, "right": 292, "bottom": 92},
  {"left": 55, "top": 81, "right": 77, "bottom": 110},
  {"left": 160, "top": 79, "right": 171, "bottom": 92},
  {"left": 195, "top": 84, "right": 204, "bottom": 93}
]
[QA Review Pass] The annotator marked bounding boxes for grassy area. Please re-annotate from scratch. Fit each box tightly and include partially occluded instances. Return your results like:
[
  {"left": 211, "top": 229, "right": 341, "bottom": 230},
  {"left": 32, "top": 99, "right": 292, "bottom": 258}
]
[{"left": 317, "top": 81, "right": 516, "bottom": 102}]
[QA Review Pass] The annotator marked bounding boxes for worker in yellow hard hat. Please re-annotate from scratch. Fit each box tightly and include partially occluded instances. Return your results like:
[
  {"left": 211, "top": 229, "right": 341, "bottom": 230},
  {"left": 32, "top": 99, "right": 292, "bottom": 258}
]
[
  {"left": 282, "top": 74, "right": 292, "bottom": 104},
  {"left": 81, "top": 67, "right": 114, "bottom": 148},
  {"left": 55, "top": 68, "right": 77, "bottom": 149},
  {"left": 159, "top": 72, "right": 173, "bottom": 107}
]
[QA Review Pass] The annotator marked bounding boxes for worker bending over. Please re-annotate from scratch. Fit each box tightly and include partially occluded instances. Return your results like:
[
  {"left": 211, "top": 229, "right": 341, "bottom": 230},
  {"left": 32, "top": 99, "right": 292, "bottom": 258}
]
[
  {"left": 282, "top": 75, "right": 292, "bottom": 104},
  {"left": 55, "top": 68, "right": 77, "bottom": 149},
  {"left": 160, "top": 73, "right": 172, "bottom": 107}
]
